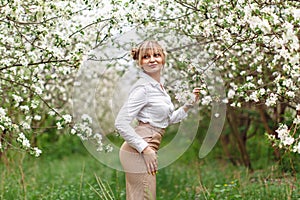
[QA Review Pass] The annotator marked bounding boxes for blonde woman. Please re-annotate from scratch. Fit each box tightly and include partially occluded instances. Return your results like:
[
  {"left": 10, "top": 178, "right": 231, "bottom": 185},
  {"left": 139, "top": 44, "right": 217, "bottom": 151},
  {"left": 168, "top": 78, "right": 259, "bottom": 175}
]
[{"left": 115, "top": 40, "right": 200, "bottom": 200}]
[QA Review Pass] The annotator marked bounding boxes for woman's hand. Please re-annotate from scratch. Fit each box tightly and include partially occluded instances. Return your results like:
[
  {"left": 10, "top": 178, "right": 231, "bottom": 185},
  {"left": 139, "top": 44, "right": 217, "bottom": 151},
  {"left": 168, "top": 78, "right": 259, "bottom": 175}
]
[
  {"left": 183, "top": 87, "right": 201, "bottom": 112},
  {"left": 192, "top": 87, "right": 201, "bottom": 103},
  {"left": 142, "top": 146, "right": 157, "bottom": 175}
]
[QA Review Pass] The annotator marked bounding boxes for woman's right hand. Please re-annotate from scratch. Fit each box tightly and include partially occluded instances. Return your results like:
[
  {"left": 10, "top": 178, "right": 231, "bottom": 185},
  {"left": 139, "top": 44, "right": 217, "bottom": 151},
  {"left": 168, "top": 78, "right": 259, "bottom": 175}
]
[{"left": 142, "top": 146, "right": 157, "bottom": 175}]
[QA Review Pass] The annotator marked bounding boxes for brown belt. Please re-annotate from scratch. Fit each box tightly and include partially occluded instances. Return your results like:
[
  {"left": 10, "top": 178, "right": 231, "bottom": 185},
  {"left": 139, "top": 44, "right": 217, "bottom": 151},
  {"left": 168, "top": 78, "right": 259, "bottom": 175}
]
[{"left": 138, "top": 121, "right": 165, "bottom": 136}]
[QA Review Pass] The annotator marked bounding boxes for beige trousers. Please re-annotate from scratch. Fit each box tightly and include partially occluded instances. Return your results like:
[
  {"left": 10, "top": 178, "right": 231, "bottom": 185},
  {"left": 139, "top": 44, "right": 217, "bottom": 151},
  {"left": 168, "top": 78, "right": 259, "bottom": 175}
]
[{"left": 119, "top": 124, "right": 165, "bottom": 200}]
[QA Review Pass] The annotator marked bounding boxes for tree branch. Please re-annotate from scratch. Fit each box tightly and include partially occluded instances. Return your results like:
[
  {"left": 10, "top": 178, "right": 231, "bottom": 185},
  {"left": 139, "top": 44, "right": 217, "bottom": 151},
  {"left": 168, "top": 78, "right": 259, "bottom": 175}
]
[
  {"left": 5, "top": 6, "right": 90, "bottom": 25},
  {"left": 68, "top": 18, "right": 111, "bottom": 38},
  {"left": 0, "top": 59, "right": 70, "bottom": 71},
  {"left": 0, "top": 76, "right": 63, "bottom": 118}
]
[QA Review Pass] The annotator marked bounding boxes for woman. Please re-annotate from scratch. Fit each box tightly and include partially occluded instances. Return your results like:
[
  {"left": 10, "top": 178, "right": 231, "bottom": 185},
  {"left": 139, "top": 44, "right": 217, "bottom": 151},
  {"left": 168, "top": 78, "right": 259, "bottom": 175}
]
[{"left": 115, "top": 40, "right": 200, "bottom": 200}]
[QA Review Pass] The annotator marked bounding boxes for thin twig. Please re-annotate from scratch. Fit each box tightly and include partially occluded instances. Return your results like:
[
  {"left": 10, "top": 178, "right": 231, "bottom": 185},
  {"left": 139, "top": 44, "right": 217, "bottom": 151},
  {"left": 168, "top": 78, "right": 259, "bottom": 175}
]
[
  {"left": 5, "top": 6, "right": 90, "bottom": 25},
  {"left": 0, "top": 59, "right": 70, "bottom": 71},
  {"left": 0, "top": 76, "right": 63, "bottom": 118},
  {"left": 69, "top": 18, "right": 111, "bottom": 38}
]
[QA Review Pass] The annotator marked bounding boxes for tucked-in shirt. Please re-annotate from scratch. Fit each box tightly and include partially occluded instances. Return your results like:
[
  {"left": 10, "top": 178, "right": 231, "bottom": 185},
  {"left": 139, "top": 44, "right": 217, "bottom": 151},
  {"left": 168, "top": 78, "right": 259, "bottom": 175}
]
[{"left": 115, "top": 72, "right": 188, "bottom": 153}]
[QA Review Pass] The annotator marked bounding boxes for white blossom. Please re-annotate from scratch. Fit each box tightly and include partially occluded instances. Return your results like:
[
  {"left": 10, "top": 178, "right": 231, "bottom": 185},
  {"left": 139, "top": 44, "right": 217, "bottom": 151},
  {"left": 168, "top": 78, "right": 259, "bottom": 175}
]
[
  {"left": 259, "top": 88, "right": 266, "bottom": 96},
  {"left": 32, "top": 85, "right": 43, "bottom": 95},
  {"left": 240, "top": 71, "right": 246, "bottom": 76},
  {"left": 30, "top": 100, "right": 39, "bottom": 109},
  {"left": 246, "top": 76, "right": 253, "bottom": 81},
  {"left": 32, "top": 147, "right": 42, "bottom": 157},
  {"left": 62, "top": 114, "right": 72, "bottom": 123},
  {"left": 56, "top": 122, "right": 63, "bottom": 130},
  {"left": 17, "top": 133, "right": 31, "bottom": 149},
  {"left": 249, "top": 91, "right": 259, "bottom": 102},
  {"left": 282, "top": 136, "right": 295, "bottom": 146},
  {"left": 22, "top": 139, "right": 31, "bottom": 149},
  {"left": 21, "top": 122, "right": 31, "bottom": 130},
  {"left": 222, "top": 98, "right": 229, "bottom": 104},
  {"left": 81, "top": 114, "right": 93, "bottom": 124},
  {"left": 282, "top": 78, "right": 294, "bottom": 88},
  {"left": 105, "top": 144, "right": 113, "bottom": 153},
  {"left": 94, "top": 133, "right": 103, "bottom": 141},
  {"left": 257, "top": 79, "right": 264, "bottom": 85},
  {"left": 275, "top": 124, "right": 295, "bottom": 147},
  {"left": 20, "top": 105, "right": 30, "bottom": 113},
  {"left": 229, "top": 83, "right": 238, "bottom": 91},
  {"left": 71, "top": 128, "right": 77, "bottom": 135},
  {"left": 248, "top": 16, "right": 271, "bottom": 33},
  {"left": 257, "top": 66, "right": 262, "bottom": 73},
  {"left": 286, "top": 91, "right": 295, "bottom": 98},
  {"left": 201, "top": 96, "right": 212, "bottom": 106},
  {"left": 293, "top": 142, "right": 300, "bottom": 154},
  {"left": 97, "top": 145, "right": 103, "bottom": 152},
  {"left": 227, "top": 89, "right": 235, "bottom": 99},
  {"left": 48, "top": 110, "right": 56, "bottom": 116},
  {"left": 293, "top": 116, "right": 300, "bottom": 125},
  {"left": 12, "top": 95, "right": 23, "bottom": 106},
  {"left": 33, "top": 115, "right": 42, "bottom": 121},
  {"left": 0, "top": 107, "right": 6, "bottom": 117},
  {"left": 265, "top": 93, "right": 278, "bottom": 107}
]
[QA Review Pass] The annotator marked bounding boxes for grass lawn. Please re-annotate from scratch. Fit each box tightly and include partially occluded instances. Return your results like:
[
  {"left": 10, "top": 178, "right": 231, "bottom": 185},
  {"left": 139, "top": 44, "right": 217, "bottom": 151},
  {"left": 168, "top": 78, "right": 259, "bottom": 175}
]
[{"left": 1, "top": 136, "right": 299, "bottom": 200}]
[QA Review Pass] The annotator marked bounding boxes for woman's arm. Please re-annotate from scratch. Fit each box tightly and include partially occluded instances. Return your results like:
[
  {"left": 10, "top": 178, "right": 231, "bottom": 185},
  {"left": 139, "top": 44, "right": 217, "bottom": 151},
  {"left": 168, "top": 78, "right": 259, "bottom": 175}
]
[
  {"left": 169, "top": 87, "right": 200, "bottom": 124},
  {"left": 115, "top": 85, "right": 149, "bottom": 153}
]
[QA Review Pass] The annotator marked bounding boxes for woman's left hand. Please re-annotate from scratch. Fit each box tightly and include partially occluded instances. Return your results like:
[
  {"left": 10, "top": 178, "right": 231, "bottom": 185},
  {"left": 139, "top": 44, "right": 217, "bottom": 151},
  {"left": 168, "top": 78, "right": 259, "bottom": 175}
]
[
  {"left": 192, "top": 87, "right": 201, "bottom": 103},
  {"left": 142, "top": 146, "right": 158, "bottom": 175},
  {"left": 183, "top": 87, "right": 201, "bottom": 112}
]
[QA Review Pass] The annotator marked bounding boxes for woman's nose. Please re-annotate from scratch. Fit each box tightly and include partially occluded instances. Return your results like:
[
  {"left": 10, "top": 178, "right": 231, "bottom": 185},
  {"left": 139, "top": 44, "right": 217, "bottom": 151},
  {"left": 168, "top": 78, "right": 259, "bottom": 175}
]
[{"left": 149, "top": 55, "right": 155, "bottom": 62}]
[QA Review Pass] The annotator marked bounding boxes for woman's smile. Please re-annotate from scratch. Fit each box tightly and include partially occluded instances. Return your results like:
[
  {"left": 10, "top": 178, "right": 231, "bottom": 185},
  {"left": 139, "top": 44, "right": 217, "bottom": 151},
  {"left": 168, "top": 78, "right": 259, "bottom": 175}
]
[{"left": 148, "top": 63, "right": 158, "bottom": 67}]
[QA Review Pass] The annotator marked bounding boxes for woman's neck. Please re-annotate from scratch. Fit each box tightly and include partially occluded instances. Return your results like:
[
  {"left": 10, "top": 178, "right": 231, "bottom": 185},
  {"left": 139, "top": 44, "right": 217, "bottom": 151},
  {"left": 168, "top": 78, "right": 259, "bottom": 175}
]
[{"left": 145, "top": 72, "right": 161, "bottom": 83}]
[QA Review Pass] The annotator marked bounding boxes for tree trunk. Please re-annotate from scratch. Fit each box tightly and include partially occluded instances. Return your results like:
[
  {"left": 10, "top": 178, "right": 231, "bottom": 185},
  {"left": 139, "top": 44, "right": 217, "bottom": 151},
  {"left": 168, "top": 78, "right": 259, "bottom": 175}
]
[
  {"left": 257, "top": 104, "right": 281, "bottom": 160},
  {"left": 220, "top": 133, "right": 239, "bottom": 166},
  {"left": 227, "top": 107, "right": 252, "bottom": 170}
]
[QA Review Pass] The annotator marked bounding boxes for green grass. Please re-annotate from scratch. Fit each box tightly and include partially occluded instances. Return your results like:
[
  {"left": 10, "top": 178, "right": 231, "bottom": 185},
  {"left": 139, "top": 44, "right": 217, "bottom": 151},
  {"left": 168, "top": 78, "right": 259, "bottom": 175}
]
[{"left": 1, "top": 136, "right": 300, "bottom": 200}]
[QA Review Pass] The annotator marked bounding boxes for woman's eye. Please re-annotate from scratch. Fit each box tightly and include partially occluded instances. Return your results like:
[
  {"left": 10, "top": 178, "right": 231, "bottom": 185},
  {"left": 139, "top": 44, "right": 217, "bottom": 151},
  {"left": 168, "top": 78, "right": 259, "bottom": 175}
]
[
  {"left": 143, "top": 55, "right": 150, "bottom": 59},
  {"left": 154, "top": 53, "right": 161, "bottom": 57}
]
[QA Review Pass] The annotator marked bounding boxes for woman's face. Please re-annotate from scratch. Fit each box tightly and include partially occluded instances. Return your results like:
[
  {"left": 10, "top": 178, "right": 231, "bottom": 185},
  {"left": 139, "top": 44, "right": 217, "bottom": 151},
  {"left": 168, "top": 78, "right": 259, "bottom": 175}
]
[{"left": 140, "top": 50, "right": 164, "bottom": 74}]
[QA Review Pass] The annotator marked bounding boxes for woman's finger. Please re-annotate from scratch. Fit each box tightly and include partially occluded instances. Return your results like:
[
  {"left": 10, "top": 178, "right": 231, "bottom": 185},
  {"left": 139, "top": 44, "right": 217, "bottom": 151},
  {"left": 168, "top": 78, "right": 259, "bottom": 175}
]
[
  {"left": 143, "top": 150, "right": 157, "bottom": 175},
  {"left": 193, "top": 88, "right": 201, "bottom": 94},
  {"left": 148, "top": 163, "right": 152, "bottom": 175}
]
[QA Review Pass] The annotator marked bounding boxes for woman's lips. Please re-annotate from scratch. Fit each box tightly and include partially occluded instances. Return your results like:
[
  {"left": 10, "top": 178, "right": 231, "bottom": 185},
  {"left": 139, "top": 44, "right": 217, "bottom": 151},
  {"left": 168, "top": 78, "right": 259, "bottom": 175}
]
[{"left": 148, "top": 64, "right": 158, "bottom": 68}]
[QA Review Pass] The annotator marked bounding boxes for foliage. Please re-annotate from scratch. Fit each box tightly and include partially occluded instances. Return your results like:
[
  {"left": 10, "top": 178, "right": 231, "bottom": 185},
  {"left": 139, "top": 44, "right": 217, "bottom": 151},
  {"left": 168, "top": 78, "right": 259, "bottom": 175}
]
[
  {"left": 1, "top": 0, "right": 300, "bottom": 164},
  {"left": 0, "top": 0, "right": 119, "bottom": 156},
  {"left": 209, "top": 180, "right": 242, "bottom": 200},
  {"left": 1, "top": 144, "right": 299, "bottom": 200},
  {"left": 107, "top": 0, "right": 300, "bottom": 158}
]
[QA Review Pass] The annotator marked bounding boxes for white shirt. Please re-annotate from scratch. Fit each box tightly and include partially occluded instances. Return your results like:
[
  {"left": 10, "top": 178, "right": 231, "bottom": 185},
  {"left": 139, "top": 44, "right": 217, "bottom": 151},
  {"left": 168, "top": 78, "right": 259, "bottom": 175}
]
[{"left": 115, "top": 72, "right": 188, "bottom": 153}]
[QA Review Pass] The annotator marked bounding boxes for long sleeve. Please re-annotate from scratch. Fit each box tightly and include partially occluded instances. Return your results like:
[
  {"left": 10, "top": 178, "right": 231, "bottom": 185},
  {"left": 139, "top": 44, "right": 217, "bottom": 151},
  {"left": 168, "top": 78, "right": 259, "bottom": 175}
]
[
  {"left": 169, "top": 106, "right": 188, "bottom": 124},
  {"left": 115, "top": 85, "right": 149, "bottom": 153}
]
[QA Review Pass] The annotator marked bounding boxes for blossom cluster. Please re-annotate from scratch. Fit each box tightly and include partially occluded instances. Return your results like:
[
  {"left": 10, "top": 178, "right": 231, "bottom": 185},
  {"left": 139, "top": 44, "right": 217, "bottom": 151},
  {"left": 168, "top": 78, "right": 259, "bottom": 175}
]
[
  {"left": 269, "top": 116, "right": 300, "bottom": 154},
  {"left": 1, "top": 106, "right": 42, "bottom": 157},
  {"left": 0, "top": 0, "right": 120, "bottom": 156},
  {"left": 16, "top": 133, "right": 42, "bottom": 157},
  {"left": 71, "top": 114, "right": 112, "bottom": 153},
  {"left": 1, "top": 0, "right": 300, "bottom": 157},
  {"left": 108, "top": 0, "right": 300, "bottom": 154}
]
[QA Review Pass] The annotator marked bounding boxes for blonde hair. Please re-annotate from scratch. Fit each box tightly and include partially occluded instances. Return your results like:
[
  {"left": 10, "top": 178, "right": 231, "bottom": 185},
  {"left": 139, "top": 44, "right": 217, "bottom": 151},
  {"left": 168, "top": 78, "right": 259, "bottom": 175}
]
[{"left": 131, "top": 40, "right": 166, "bottom": 66}]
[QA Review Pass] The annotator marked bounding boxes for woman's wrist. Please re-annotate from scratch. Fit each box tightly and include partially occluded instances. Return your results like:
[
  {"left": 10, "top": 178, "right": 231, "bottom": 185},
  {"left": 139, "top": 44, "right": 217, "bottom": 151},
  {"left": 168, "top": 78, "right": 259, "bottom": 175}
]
[
  {"left": 183, "top": 103, "right": 194, "bottom": 112},
  {"left": 142, "top": 146, "right": 150, "bottom": 153}
]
